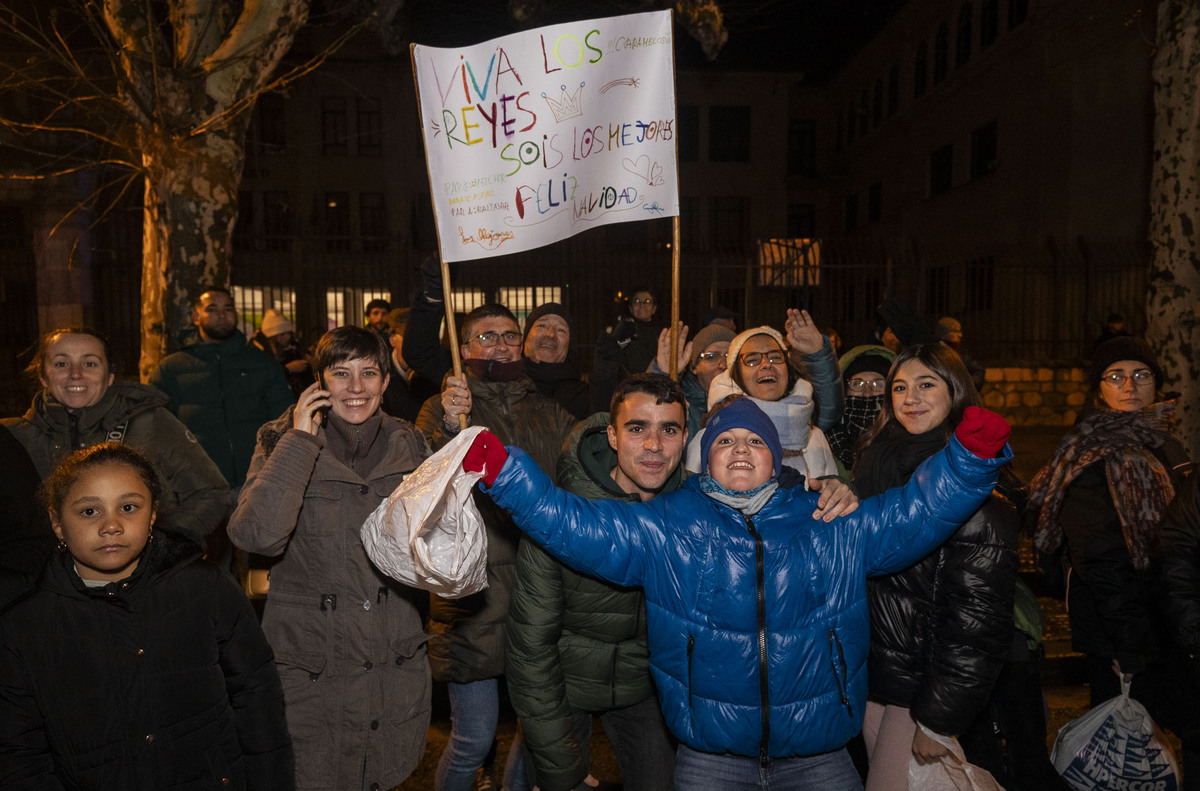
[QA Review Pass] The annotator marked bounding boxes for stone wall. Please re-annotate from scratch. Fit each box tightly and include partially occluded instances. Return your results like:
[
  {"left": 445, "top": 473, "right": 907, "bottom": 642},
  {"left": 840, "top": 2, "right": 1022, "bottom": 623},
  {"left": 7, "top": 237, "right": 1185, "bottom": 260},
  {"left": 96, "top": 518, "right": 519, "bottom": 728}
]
[{"left": 980, "top": 366, "right": 1089, "bottom": 427}]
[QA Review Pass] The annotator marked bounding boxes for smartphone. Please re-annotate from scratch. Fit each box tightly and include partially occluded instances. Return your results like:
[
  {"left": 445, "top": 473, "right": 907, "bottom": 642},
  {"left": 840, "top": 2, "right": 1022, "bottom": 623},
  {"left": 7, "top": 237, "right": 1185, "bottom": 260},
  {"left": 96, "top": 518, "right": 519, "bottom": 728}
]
[{"left": 316, "top": 371, "right": 330, "bottom": 425}]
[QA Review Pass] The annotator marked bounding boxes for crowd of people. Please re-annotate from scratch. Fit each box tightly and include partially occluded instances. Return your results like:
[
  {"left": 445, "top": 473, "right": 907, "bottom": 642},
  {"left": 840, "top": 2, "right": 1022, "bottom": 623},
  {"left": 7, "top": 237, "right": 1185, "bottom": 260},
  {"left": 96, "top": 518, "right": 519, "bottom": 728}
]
[{"left": 0, "top": 269, "right": 1198, "bottom": 791}]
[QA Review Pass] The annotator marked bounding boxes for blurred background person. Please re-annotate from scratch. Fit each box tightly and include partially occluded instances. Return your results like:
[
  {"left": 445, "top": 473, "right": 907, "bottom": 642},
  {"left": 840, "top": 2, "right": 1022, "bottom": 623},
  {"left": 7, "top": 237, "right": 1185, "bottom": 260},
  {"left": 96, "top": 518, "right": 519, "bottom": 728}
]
[{"left": 252, "top": 309, "right": 315, "bottom": 401}]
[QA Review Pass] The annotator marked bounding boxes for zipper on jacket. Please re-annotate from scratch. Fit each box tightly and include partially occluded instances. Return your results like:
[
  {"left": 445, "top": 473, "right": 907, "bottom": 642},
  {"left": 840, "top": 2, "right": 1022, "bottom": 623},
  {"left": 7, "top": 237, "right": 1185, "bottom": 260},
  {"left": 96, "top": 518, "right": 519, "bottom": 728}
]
[
  {"left": 686, "top": 634, "right": 695, "bottom": 709},
  {"left": 746, "top": 515, "right": 771, "bottom": 766},
  {"left": 828, "top": 629, "right": 853, "bottom": 718},
  {"left": 609, "top": 649, "right": 619, "bottom": 709}
]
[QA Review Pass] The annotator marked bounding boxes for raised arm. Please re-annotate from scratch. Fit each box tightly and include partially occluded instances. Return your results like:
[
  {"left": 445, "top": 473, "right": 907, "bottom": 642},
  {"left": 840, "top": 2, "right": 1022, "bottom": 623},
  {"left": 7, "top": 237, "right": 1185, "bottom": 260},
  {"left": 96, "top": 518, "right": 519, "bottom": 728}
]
[{"left": 464, "top": 432, "right": 656, "bottom": 588}]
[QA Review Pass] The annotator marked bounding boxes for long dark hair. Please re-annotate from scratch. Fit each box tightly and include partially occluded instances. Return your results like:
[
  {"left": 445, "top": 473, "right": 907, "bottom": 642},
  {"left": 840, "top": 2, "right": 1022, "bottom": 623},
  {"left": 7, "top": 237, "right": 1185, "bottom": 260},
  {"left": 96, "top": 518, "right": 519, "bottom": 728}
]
[{"left": 858, "top": 342, "right": 980, "bottom": 450}]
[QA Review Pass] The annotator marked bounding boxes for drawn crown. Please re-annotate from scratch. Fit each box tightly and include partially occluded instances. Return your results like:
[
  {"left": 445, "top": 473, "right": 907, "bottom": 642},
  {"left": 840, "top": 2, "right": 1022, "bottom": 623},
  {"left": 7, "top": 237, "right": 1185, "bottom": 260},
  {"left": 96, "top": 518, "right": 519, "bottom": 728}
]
[{"left": 542, "top": 83, "right": 584, "bottom": 123}]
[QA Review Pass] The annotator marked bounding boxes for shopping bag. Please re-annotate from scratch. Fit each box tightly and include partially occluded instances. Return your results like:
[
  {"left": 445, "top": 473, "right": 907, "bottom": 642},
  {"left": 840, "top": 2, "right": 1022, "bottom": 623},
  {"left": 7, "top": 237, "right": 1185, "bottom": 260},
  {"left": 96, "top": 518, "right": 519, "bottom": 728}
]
[
  {"left": 361, "top": 426, "right": 489, "bottom": 599},
  {"left": 908, "top": 723, "right": 1006, "bottom": 791},
  {"left": 1051, "top": 678, "right": 1181, "bottom": 791}
]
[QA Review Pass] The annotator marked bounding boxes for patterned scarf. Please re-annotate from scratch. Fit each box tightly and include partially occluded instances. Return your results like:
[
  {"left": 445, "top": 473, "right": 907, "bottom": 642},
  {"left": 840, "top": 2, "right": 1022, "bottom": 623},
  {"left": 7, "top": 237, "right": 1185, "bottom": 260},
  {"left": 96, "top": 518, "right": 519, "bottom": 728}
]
[
  {"left": 1030, "top": 406, "right": 1176, "bottom": 571},
  {"left": 827, "top": 395, "right": 886, "bottom": 469}
]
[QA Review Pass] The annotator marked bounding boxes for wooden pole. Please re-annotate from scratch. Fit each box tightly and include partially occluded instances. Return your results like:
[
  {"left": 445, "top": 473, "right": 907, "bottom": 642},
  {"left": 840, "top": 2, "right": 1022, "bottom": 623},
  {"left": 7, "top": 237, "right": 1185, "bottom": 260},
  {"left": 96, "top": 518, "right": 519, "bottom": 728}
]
[{"left": 670, "top": 216, "right": 681, "bottom": 380}]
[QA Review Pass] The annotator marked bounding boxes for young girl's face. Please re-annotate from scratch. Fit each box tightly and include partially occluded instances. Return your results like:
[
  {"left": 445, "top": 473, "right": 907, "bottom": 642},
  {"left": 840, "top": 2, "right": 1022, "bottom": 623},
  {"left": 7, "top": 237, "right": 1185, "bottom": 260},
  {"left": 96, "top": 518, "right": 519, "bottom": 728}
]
[{"left": 51, "top": 462, "right": 156, "bottom": 583}]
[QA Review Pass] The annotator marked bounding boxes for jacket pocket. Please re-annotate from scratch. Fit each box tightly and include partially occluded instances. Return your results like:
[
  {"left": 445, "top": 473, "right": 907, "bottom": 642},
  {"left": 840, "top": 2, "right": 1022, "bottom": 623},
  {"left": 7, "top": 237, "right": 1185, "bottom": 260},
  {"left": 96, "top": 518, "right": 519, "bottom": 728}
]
[
  {"left": 390, "top": 630, "right": 429, "bottom": 667},
  {"left": 686, "top": 633, "right": 696, "bottom": 710},
  {"left": 827, "top": 629, "right": 853, "bottom": 718}
]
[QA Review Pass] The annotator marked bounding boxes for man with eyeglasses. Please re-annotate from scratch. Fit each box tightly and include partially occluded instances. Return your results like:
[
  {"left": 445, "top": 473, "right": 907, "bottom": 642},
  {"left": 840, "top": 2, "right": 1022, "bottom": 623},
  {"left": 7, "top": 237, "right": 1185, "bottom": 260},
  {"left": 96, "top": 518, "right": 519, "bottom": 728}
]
[
  {"left": 591, "top": 287, "right": 663, "bottom": 413},
  {"left": 416, "top": 303, "right": 578, "bottom": 791}
]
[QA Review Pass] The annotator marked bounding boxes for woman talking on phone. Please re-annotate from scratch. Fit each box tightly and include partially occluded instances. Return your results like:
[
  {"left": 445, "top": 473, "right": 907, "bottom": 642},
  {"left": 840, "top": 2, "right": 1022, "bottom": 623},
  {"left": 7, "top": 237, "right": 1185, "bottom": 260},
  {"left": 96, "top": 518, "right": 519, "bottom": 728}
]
[{"left": 228, "top": 326, "right": 433, "bottom": 791}]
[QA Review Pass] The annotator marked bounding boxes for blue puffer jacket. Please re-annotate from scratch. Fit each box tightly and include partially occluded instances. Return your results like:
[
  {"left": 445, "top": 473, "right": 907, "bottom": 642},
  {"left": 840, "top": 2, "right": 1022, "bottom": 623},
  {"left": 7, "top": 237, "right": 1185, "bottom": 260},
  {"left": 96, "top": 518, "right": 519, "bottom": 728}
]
[{"left": 485, "top": 437, "right": 1011, "bottom": 759}]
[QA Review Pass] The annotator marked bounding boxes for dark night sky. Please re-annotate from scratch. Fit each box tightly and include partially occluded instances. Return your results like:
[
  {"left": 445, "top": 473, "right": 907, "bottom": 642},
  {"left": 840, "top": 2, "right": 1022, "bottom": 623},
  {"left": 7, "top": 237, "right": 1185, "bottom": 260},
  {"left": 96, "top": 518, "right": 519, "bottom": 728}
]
[{"left": 398, "top": 0, "right": 904, "bottom": 82}]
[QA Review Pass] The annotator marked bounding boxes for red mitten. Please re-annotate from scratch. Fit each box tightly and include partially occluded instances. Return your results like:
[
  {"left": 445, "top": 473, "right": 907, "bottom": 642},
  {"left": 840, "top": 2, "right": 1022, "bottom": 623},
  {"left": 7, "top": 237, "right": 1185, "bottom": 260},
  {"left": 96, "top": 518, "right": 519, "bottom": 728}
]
[
  {"left": 463, "top": 429, "right": 508, "bottom": 486},
  {"left": 954, "top": 406, "right": 1010, "bottom": 458}
]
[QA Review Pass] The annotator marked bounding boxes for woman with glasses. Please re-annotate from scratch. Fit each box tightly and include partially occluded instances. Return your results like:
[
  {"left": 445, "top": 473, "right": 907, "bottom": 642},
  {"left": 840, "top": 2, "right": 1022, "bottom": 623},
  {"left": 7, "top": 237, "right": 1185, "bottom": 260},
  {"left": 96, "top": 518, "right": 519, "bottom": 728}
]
[
  {"left": 853, "top": 343, "right": 1018, "bottom": 791},
  {"left": 826, "top": 345, "right": 897, "bottom": 474},
  {"left": 688, "top": 310, "right": 841, "bottom": 479},
  {"left": 1030, "top": 336, "right": 1198, "bottom": 781},
  {"left": 649, "top": 322, "right": 737, "bottom": 441}
]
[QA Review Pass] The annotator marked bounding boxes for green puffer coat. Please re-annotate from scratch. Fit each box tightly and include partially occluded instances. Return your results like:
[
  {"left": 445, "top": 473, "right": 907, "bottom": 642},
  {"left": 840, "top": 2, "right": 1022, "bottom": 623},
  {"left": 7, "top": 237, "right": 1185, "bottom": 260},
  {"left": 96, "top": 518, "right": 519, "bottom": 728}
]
[
  {"left": 3, "top": 381, "right": 229, "bottom": 545},
  {"left": 505, "top": 413, "right": 683, "bottom": 789},
  {"left": 416, "top": 371, "right": 578, "bottom": 683}
]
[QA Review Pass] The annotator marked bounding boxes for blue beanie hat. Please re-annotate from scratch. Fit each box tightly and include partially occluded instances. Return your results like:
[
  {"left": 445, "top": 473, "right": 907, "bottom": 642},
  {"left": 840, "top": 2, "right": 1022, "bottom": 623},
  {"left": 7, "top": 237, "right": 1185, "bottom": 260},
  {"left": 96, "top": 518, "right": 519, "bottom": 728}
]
[{"left": 700, "top": 398, "right": 783, "bottom": 478}]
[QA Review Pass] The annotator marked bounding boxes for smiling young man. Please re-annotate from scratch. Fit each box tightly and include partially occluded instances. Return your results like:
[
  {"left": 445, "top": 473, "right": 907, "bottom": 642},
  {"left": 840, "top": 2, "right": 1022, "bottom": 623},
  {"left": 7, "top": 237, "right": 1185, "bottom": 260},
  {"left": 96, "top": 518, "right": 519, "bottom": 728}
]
[{"left": 505, "top": 373, "right": 688, "bottom": 790}]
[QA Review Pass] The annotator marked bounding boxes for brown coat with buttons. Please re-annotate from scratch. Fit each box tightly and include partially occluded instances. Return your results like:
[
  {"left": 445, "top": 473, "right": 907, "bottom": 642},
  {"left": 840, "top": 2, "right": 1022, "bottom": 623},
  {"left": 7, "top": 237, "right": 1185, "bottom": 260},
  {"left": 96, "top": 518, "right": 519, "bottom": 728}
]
[{"left": 228, "top": 409, "right": 431, "bottom": 791}]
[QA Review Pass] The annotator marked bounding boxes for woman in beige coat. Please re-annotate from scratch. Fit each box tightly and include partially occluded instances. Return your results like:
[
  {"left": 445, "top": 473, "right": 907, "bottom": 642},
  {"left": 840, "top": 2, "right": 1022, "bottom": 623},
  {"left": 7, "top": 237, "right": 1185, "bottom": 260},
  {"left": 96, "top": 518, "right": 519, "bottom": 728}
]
[{"left": 228, "top": 326, "right": 432, "bottom": 791}]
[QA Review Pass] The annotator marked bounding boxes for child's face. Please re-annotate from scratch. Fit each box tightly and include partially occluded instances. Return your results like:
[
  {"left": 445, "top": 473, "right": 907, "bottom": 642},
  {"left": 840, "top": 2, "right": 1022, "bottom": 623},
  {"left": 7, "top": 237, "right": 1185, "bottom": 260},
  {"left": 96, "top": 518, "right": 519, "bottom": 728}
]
[{"left": 52, "top": 463, "right": 156, "bottom": 583}]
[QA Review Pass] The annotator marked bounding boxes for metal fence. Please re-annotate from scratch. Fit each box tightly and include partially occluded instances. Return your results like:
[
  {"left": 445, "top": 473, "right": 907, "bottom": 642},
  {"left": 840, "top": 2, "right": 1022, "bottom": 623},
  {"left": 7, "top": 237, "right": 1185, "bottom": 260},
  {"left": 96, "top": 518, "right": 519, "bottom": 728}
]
[{"left": 88, "top": 232, "right": 1149, "bottom": 378}]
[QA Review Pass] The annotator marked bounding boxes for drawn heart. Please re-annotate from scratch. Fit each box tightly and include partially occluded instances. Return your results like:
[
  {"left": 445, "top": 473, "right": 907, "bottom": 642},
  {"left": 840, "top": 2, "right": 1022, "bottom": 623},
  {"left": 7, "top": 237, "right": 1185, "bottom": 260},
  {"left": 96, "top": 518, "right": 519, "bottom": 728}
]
[{"left": 622, "top": 155, "right": 666, "bottom": 186}]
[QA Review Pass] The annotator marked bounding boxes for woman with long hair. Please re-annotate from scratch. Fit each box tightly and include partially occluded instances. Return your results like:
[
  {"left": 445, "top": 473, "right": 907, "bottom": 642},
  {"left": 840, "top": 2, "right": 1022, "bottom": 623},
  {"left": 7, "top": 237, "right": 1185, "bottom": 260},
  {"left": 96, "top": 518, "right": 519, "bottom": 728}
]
[{"left": 854, "top": 343, "right": 1018, "bottom": 790}]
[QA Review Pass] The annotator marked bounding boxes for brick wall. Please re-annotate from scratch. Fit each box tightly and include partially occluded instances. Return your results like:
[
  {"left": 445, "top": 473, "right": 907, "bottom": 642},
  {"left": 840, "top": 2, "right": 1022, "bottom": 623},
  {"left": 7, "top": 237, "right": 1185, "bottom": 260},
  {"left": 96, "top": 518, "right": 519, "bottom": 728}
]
[{"left": 980, "top": 366, "right": 1089, "bottom": 427}]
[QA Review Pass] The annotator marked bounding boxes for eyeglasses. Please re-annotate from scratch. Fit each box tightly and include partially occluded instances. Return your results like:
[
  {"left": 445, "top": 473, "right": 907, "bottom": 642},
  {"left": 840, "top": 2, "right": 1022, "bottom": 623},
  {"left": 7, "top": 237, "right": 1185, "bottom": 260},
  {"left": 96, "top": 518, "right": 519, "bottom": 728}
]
[
  {"left": 739, "top": 351, "right": 786, "bottom": 367},
  {"left": 696, "top": 351, "right": 725, "bottom": 363},
  {"left": 632, "top": 298, "right": 654, "bottom": 306},
  {"left": 469, "top": 331, "right": 521, "bottom": 348},
  {"left": 847, "top": 377, "right": 887, "bottom": 394},
  {"left": 1100, "top": 370, "right": 1155, "bottom": 388}
]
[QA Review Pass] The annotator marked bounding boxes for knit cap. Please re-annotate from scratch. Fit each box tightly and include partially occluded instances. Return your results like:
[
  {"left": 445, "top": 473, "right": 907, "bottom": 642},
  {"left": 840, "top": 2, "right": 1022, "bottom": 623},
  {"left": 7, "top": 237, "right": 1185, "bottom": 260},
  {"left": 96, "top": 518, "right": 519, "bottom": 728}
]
[
  {"left": 690, "top": 324, "right": 736, "bottom": 368},
  {"left": 699, "top": 397, "right": 783, "bottom": 478},
  {"left": 1090, "top": 336, "right": 1163, "bottom": 390},
  {"left": 524, "top": 302, "right": 573, "bottom": 340},
  {"left": 840, "top": 345, "right": 896, "bottom": 381},
  {"left": 876, "top": 300, "right": 932, "bottom": 348},
  {"left": 261, "top": 309, "right": 294, "bottom": 338},
  {"left": 725, "top": 326, "right": 787, "bottom": 368}
]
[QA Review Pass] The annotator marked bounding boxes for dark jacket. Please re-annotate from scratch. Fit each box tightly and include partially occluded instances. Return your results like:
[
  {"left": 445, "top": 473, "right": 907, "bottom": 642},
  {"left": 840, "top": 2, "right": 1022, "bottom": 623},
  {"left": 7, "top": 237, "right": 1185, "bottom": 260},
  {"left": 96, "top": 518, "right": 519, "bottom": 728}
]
[
  {"left": 1061, "top": 439, "right": 1188, "bottom": 672},
  {"left": 0, "top": 532, "right": 294, "bottom": 790},
  {"left": 485, "top": 437, "right": 1012, "bottom": 758},
  {"left": 417, "top": 371, "right": 577, "bottom": 683},
  {"left": 149, "top": 332, "right": 294, "bottom": 486},
  {"left": 227, "top": 411, "right": 432, "bottom": 791},
  {"left": 4, "top": 381, "right": 230, "bottom": 544},
  {"left": 0, "top": 424, "right": 53, "bottom": 607},
  {"left": 865, "top": 496, "right": 1019, "bottom": 736},
  {"left": 590, "top": 317, "right": 661, "bottom": 414},
  {"left": 381, "top": 358, "right": 438, "bottom": 424},
  {"left": 506, "top": 414, "right": 681, "bottom": 789},
  {"left": 1155, "top": 474, "right": 1200, "bottom": 655},
  {"left": 525, "top": 356, "right": 591, "bottom": 420}
]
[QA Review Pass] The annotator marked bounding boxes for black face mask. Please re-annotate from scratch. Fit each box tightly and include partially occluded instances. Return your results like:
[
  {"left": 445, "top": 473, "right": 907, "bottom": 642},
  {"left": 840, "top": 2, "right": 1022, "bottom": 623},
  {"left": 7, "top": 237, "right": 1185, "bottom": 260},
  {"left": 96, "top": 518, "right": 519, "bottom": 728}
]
[{"left": 465, "top": 357, "right": 525, "bottom": 383}]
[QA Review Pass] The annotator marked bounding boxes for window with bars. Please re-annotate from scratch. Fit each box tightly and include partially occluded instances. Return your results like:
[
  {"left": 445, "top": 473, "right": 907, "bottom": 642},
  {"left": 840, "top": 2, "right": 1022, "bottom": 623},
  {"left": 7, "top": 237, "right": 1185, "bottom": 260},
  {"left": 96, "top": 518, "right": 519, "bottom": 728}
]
[
  {"left": 710, "top": 196, "right": 752, "bottom": 252},
  {"left": 257, "top": 95, "right": 286, "bottom": 154},
  {"left": 360, "top": 192, "right": 388, "bottom": 251},
  {"left": 357, "top": 98, "right": 381, "bottom": 156},
  {"left": 322, "top": 97, "right": 348, "bottom": 155},
  {"left": 263, "top": 191, "right": 292, "bottom": 252},
  {"left": 324, "top": 192, "right": 351, "bottom": 251},
  {"left": 708, "top": 106, "right": 751, "bottom": 162},
  {"left": 927, "top": 266, "right": 950, "bottom": 315},
  {"left": 956, "top": 5, "right": 973, "bottom": 67},
  {"left": 967, "top": 257, "right": 996, "bottom": 312}
]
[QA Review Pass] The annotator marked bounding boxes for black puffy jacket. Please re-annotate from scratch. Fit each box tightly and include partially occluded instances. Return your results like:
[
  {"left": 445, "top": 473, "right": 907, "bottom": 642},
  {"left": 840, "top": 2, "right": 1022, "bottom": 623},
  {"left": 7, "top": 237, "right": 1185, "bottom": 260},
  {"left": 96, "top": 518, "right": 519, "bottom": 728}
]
[
  {"left": 866, "top": 494, "right": 1018, "bottom": 736},
  {"left": 0, "top": 532, "right": 294, "bottom": 790}
]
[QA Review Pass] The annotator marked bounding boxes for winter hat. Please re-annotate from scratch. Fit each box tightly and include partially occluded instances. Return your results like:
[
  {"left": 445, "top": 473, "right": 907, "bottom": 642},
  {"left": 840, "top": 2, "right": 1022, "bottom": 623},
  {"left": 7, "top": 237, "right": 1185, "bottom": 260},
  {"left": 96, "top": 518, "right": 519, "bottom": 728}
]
[
  {"left": 690, "top": 324, "right": 736, "bottom": 368},
  {"left": 261, "top": 309, "right": 294, "bottom": 338},
  {"left": 702, "top": 305, "right": 737, "bottom": 326},
  {"left": 700, "top": 397, "right": 783, "bottom": 478},
  {"left": 524, "top": 302, "right": 573, "bottom": 340},
  {"left": 876, "top": 300, "right": 932, "bottom": 348},
  {"left": 1090, "top": 336, "right": 1163, "bottom": 390},
  {"left": 384, "top": 308, "right": 410, "bottom": 336},
  {"left": 840, "top": 345, "right": 896, "bottom": 381},
  {"left": 726, "top": 325, "right": 787, "bottom": 368},
  {"left": 934, "top": 316, "right": 962, "bottom": 341}
]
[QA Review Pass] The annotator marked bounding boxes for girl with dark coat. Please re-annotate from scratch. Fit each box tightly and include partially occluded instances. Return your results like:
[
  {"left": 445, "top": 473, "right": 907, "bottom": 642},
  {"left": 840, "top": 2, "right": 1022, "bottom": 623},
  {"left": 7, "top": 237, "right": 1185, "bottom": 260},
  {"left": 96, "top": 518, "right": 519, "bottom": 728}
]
[
  {"left": 854, "top": 343, "right": 1018, "bottom": 791},
  {"left": 1032, "top": 336, "right": 1199, "bottom": 787},
  {"left": 0, "top": 443, "right": 293, "bottom": 790}
]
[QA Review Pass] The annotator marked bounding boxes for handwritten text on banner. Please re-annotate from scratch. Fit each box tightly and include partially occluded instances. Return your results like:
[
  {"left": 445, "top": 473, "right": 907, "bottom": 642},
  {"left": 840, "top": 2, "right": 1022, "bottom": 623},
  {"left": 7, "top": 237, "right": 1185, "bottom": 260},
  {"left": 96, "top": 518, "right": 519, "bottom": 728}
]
[{"left": 413, "top": 10, "right": 679, "bottom": 262}]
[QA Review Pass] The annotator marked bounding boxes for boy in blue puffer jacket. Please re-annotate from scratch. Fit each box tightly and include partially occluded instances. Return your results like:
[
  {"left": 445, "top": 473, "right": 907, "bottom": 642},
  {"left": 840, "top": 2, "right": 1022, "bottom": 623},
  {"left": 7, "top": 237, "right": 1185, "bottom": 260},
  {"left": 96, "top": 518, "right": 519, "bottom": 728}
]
[{"left": 461, "top": 397, "right": 1011, "bottom": 790}]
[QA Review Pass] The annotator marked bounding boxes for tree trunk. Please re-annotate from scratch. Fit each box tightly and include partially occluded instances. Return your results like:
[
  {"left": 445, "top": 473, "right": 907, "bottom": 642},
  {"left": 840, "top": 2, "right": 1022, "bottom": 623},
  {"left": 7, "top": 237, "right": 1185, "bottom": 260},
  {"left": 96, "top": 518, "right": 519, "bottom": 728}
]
[
  {"left": 1147, "top": 0, "right": 1200, "bottom": 459},
  {"left": 138, "top": 122, "right": 249, "bottom": 381}
]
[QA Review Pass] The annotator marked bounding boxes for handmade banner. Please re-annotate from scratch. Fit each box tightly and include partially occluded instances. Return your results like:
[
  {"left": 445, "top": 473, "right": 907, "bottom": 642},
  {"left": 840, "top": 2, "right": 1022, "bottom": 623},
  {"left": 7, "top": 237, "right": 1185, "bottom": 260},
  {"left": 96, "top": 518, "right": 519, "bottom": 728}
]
[{"left": 412, "top": 10, "right": 679, "bottom": 262}]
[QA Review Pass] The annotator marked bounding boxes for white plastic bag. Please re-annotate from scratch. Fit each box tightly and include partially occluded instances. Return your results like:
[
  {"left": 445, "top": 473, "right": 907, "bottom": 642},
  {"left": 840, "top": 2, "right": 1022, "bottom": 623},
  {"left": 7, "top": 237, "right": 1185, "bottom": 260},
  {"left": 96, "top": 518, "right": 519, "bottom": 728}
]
[
  {"left": 907, "top": 723, "right": 1005, "bottom": 791},
  {"left": 361, "top": 426, "right": 489, "bottom": 599},
  {"left": 1051, "top": 678, "right": 1181, "bottom": 791}
]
